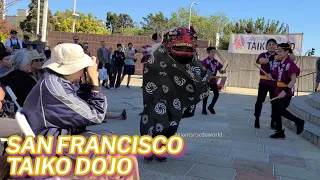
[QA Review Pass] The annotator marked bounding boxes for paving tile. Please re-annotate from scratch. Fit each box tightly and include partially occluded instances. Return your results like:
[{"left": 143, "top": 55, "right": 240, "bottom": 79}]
[
  {"left": 189, "top": 177, "right": 211, "bottom": 180},
  {"left": 268, "top": 154, "right": 307, "bottom": 168},
  {"left": 186, "top": 163, "right": 235, "bottom": 180},
  {"left": 140, "top": 169, "right": 190, "bottom": 180},
  {"left": 230, "top": 149, "right": 267, "bottom": 162},
  {"left": 231, "top": 141, "right": 263, "bottom": 152},
  {"left": 197, "top": 146, "right": 232, "bottom": 157},
  {"left": 264, "top": 145, "right": 299, "bottom": 157},
  {"left": 231, "top": 159, "right": 273, "bottom": 175},
  {"left": 229, "top": 124, "right": 253, "bottom": 130},
  {"left": 199, "top": 139, "right": 232, "bottom": 148},
  {"left": 281, "top": 177, "right": 305, "bottom": 180},
  {"left": 307, "top": 159, "right": 320, "bottom": 170},
  {"left": 184, "top": 142, "right": 201, "bottom": 151},
  {"left": 144, "top": 159, "right": 193, "bottom": 175},
  {"left": 260, "top": 138, "right": 291, "bottom": 147},
  {"left": 192, "top": 153, "right": 233, "bottom": 168},
  {"left": 290, "top": 141, "right": 320, "bottom": 152},
  {"left": 168, "top": 150, "right": 197, "bottom": 162},
  {"left": 229, "top": 128, "right": 257, "bottom": 136},
  {"left": 297, "top": 150, "right": 320, "bottom": 161},
  {"left": 234, "top": 170, "right": 278, "bottom": 180},
  {"left": 274, "top": 164, "right": 319, "bottom": 180},
  {"left": 229, "top": 135, "right": 260, "bottom": 143}
]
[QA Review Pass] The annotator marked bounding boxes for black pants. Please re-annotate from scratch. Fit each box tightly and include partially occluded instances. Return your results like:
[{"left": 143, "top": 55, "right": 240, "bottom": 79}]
[
  {"left": 274, "top": 96, "right": 300, "bottom": 131},
  {"left": 98, "top": 62, "right": 113, "bottom": 86},
  {"left": 111, "top": 66, "right": 123, "bottom": 88},
  {"left": 203, "top": 83, "right": 219, "bottom": 110},
  {"left": 254, "top": 83, "right": 277, "bottom": 121}
]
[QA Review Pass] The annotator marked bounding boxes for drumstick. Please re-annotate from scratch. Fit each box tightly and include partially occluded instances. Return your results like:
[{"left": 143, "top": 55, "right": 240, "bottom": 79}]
[
  {"left": 262, "top": 96, "right": 279, "bottom": 105},
  {"left": 253, "top": 63, "right": 275, "bottom": 81}
]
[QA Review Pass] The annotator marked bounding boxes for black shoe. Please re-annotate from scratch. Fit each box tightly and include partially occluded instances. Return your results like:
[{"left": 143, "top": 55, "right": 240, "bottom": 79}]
[
  {"left": 254, "top": 119, "right": 260, "bottom": 129},
  {"left": 105, "top": 86, "right": 110, "bottom": 89},
  {"left": 121, "top": 109, "right": 127, "bottom": 120},
  {"left": 126, "top": 85, "right": 130, "bottom": 88},
  {"left": 270, "top": 130, "right": 285, "bottom": 139},
  {"left": 155, "top": 156, "right": 167, "bottom": 162},
  {"left": 296, "top": 119, "right": 305, "bottom": 135},
  {"left": 202, "top": 110, "right": 207, "bottom": 115},
  {"left": 207, "top": 105, "right": 216, "bottom": 114},
  {"left": 144, "top": 156, "right": 153, "bottom": 161}
]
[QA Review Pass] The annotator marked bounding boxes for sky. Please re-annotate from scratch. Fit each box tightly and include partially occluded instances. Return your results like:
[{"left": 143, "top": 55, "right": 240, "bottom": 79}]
[{"left": 6, "top": 0, "right": 319, "bottom": 56}]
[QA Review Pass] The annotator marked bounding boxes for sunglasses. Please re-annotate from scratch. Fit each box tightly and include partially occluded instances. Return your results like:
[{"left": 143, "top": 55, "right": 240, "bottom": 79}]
[{"left": 33, "top": 59, "right": 44, "bottom": 62}]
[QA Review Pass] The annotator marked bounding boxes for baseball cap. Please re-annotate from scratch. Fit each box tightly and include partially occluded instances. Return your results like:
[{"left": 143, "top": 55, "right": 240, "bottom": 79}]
[{"left": 42, "top": 43, "right": 93, "bottom": 75}]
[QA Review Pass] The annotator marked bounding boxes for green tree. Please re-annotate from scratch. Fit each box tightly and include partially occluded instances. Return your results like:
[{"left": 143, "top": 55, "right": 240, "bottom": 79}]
[
  {"left": 52, "top": 10, "right": 109, "bottom": 34},
  {"left": 0, "top": 20, "right": 16, "bottom": 42},
  {"left": 140, "top": 12, "right": 169, "bottom": 35},
  {"left": 106, "top": 12, "right": 134, "bottom": 34},
  {"left": 20, "top": 0, "right": 55, "bottom": 36}
]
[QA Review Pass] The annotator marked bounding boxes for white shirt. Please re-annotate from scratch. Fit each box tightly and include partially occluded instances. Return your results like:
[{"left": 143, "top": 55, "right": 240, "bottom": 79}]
[{"left": 5, "top": 38, "right": 23, "bottom": 49}]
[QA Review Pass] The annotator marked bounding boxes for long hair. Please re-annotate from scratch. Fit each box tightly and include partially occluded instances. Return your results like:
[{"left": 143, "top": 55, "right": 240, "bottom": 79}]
[{"left": 12, "top": 50, "right": 32, "bottom": 71}]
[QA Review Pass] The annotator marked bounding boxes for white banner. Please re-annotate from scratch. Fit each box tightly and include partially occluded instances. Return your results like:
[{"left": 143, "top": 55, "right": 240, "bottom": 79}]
[{"left": 228, "top": 34, "right": 303, "bottom": 56}]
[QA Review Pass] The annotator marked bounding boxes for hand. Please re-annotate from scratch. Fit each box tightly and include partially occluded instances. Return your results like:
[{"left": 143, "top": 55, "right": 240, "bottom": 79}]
[
  {"left": 86, "top": 56, "right": 99, "bottom": 86},
  {"left": 278, "top": 91, "right": 286, "bottom": 99}
]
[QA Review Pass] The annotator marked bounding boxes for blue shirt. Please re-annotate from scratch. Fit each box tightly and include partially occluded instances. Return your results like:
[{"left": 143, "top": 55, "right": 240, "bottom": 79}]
[{"left": 124, "top": 49, "right": 135, "bottom": 65}]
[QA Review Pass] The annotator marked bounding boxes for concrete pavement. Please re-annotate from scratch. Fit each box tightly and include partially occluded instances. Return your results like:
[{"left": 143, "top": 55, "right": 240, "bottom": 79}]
[{"left": 89, "top": 75, "right": 320, "bottom": 180}]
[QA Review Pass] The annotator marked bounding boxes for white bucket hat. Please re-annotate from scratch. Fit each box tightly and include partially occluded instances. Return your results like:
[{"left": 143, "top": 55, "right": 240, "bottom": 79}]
[{"left": 42, "top": 43, "right": 93, "bottom": 75}]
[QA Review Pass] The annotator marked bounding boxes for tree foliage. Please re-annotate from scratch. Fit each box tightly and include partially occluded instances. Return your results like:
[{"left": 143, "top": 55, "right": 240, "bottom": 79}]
[
  {"left": 20, "top": 0, "right": 55, "bottom": 36},
  {"left": 140, "top": 12, "right": 169, "bottom": 35},
  {"left": 52, "top": 10, "right": 108, "bottom": 34},
  {"left": 0, "top": 20, "right": 16, "bottom": 41},
  {"left": 106, "top": 12, "right": 134, "bottom": 34}
]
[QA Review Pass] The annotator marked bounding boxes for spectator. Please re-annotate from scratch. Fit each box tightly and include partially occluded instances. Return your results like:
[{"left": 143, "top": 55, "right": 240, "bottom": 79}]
[
  {"left": 97, "top": 40, "right": 110, "bottom": 88},
  {"left": 33, "top": 34, "right": 46, "bottom": 54},
  {"left": 83, "top": 42, "right": 91, "bottom": 56},
  {"left": 120, "top": 43, "right": 136, "bottom": 88},
  {"left": 21, "top": 44, "right": 139, "bottom": 180},
  {"left": 316, "top": 58, "right": 320, "bottom": 92},
  {"left": 0, "top": 50, "right": 12, "bottom": 78},
  {"left": 107, "top": 47, "right": 115, "bottom": 89},
  {"left": 73, "top": 35, "right": 83, "bottom": 48},
  {"left": 112, "top": 44, "right": 125, "bottom": 89},
  {"left": 0, "top": 50, "right": 40, "bottom": 107},
  {"left": 29, "top": 51, "right": 45, "bottom": 81},
  {"left": 5, "top": 30, "right": 23, "bottom": 53}
]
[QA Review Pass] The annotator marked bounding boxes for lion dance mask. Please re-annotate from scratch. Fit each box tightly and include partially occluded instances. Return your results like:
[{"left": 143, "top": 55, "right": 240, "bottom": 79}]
[{"left": 140, "top": 26, "right": 213, "bottom": 162}]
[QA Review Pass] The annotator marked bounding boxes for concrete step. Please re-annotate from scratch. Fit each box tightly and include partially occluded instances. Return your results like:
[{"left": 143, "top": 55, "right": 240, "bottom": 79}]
[
  {"left": 283, "top": 117, "right": 320, "bottom": 148},
  {"left": 306, "top": 92, "right": 320, "bottom": 110},
  {"left": 288, "top": 95, "right": 320, "bottom": 127},
  {"left": 284, "top": 95, "right": 320, "bottom": 148}
]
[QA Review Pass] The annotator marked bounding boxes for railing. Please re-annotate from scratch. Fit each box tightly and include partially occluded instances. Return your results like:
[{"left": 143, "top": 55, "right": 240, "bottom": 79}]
[{"left": 296, "top": 71, "right": 317, "bottom": 96}]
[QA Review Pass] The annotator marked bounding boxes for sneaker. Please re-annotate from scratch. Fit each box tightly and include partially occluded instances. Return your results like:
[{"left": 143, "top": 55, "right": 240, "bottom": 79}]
[
  {"left": 270, "top": 130, "right": 285, "bottom": 139},
  {"left": 105, "top": 86, "right": 110, "bottom": 89},
  {"left": 202, "top": 110, "right": 207, "bottom": 115},
  {"left": 296, "top": 119, "right": 305, "bottom": 134},
  {"left": 207, "top": 105, "right": 216, "bottom": 114},
  {"left": 254, "top": 119, "right": 260, "bottom": 129}
]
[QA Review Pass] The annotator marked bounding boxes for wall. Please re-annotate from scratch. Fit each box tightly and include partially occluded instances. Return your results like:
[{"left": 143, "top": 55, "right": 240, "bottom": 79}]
[
  {"left": 196, "top": 49, "right": 319, "bottom": 92},
  {"left": 47, "top": 31, "right": 318, "bottom": 92},
  {"left": 47, "top": 31, "right": 210, "bottom": 75}
]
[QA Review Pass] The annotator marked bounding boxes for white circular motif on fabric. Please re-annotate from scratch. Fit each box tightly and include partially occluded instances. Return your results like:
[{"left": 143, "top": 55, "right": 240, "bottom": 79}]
[
  {"left": 187, "top": 70, "right": 195, "bottom": 79},
  {"left": 148, "top": 55, "right": 155, "bottom": 64},
  {"left": 148, "top": 126, "right": 154, "bottom": 136},
  {"left": 159, "top": 72, "right": 167, "bottom": 76},
  {"left": 186, "top": 64, "right": 191, "bottom": 69},
  {"left": 174, "top": 76, "right": 186, "bottom": 86},
  {"left": 173, "top": 98, "right": 181, "bottom": 110},
  {"left": 172, "top": 64, "right": 178, "bottom": 68},
  {"left": 200, "top": 91, "right": 209, "bottom": 100},
  {"left": 186, "top": 84, "right": 194, "bottom": 92},
  {"left": 160, "top": 61, "right": 167, "bottom": 68},
  {"left": 193, "top": 67, "right": 201, "bottom": 75},
  {"left": 156, "top": 123, "right": 164, "bottom": 132},
  {"left": 188, "top": 97, "right": 194, "bottom": 101},
  {"left": 189, "top": 105, "right": 195, "bottom": 113},
  {"left": 162, "top": 85, "right": 169, "bottom": 93},
  {"left": 182, "top": 107, "right": 187, "bottom": 114},
  {"left": 155, "top": 102, "right": 167, "bottom": 115},
  {"left": 158, "top": 47, "right": 165, "bottom": 53},
  {"left": 145, "top": 82, "right": 157, "bottom": 94},
  {"left": 169, "top": 121, "right": 178, "bottom": 126},
  {"left": 142, "top": 115, "right": 148, "bottom": 124}
]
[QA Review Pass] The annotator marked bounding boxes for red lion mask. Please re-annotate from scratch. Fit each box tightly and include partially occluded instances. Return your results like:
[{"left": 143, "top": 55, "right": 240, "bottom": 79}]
[{"left": 162, "top": 26, "right": 198, "bottom": 58}]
